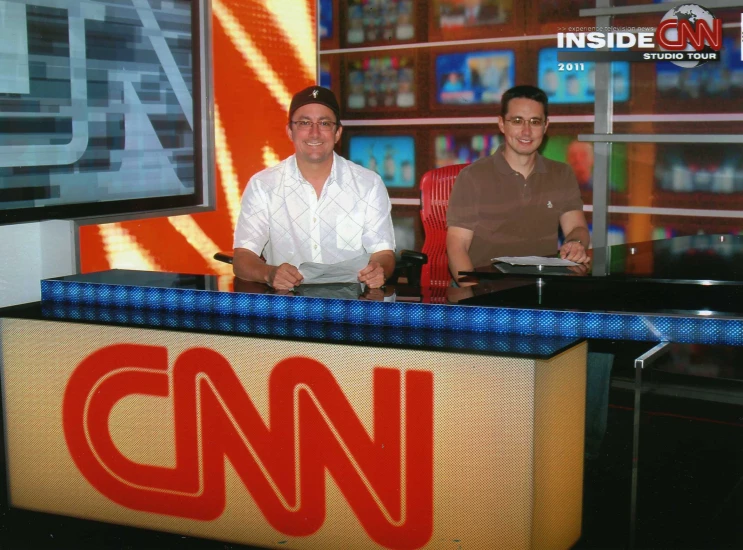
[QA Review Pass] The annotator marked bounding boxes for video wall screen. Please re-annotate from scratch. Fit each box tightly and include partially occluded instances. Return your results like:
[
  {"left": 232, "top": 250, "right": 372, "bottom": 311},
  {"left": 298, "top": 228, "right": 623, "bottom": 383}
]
[
  {"left": 537, "top": 0, "right": 629, "bottom": 24},
  {"left": 0, "top": 0, "right": 207, "bottom": 224},
  {"left": 579, "top": 222, "right": 626, "bottom": 245},
  {"left": 607, "top": 224, "right": 627, "bottom": 245},
  {"left": 346, "top": 54, "right": 416, "bottom": 111},
  {"left": 541, "top": 135, "right": 628, "bottom": 195},
  {"left": 347, "top": 134, "right": 417, "bottom": 189},
  {"left": 653, "top": 143, "right": 743, "bottom": 196},
  {"left": 434, "top": 133, "right": 503, "bottom": 167},
  {"left": 435, "top": 50, "right": 515, "bottom": 105},
  {"left": 656, "top": 37, "right": 743, "bottom": 102},
  {"left": 320, "top": 59, "right": 332, "bottom": 89},
  {"left": 433, "top": 0, "right": 512, "bottom": 29},
  {"left": 319, "top": 0, "right": 333, "bottom": 41},
  {"left": 345, "top": 0, "right": 415, "bottom": 46},
  {"left": 537, "top": 48, "right": 630, "bottom": 104}
]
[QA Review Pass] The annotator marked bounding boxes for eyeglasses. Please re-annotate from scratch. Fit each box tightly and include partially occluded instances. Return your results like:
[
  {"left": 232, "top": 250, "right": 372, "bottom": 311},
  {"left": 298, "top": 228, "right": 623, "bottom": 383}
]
[
  {"left": 291, "top": 120, "right": 338, "bottom": 131},
  {"left": 504, "top": 117, "right": 546, "bottom": 128}
]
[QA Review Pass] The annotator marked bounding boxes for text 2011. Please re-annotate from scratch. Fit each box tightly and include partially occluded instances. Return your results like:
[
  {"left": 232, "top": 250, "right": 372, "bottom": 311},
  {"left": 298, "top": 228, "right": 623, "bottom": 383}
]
[{"left": 558, "top": 63, "right": 585, "bottom": 71}]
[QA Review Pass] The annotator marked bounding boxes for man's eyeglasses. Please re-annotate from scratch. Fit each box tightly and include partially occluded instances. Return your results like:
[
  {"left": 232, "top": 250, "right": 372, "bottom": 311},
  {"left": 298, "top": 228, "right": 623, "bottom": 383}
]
[
  {"left": 504, "top": 117, "right": 546, "bottom": 128},
  {"left": 291, "top": 120, "right": 338, "bottom": 131}
]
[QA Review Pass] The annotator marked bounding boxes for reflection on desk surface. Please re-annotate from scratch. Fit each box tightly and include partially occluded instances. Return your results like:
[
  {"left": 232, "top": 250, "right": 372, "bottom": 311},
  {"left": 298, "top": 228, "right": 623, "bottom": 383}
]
[
  {"left": 463, "top": 234, "right": 743, "bottom": 285},
  {"left": 233, "top": 279, "right": 398, "bottom": 301},
  {"left": 234, "top": 279, "right": 363, "bottom": 300},
  {"left": 459, "top": 278, "right": 743, "bottom": 318}
]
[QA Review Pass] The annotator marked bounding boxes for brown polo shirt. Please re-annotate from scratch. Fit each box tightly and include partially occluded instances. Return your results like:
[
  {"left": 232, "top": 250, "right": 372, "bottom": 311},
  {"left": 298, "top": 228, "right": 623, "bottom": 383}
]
[{"left": 447, "top": 146, "right": 584, "bottom": 268}]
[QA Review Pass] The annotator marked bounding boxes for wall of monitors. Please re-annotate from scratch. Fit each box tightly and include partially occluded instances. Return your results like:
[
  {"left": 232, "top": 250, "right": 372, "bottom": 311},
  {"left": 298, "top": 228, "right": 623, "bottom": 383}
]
[{"left": 322, "top": 0, "right": 743, "bottom": 243}]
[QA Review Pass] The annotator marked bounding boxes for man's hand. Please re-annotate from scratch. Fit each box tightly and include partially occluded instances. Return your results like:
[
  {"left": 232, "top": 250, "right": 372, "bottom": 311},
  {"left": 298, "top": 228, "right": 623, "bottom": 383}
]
[
  {"left": 447, "top": 284, "right": 474, "bottom": 303},
  {"left": 358, "top": 260, "right": 385, "bottom": 288},
  {"left": 567, "top": 263, "right": 589, "bottom": 275},
  {"left": 560, "top": 240, "right": 590, "bottom": 264},
  {"left": 359, "top": 287, "right": 386, "bottom": 301},
  {"left": 267, "top": 263, "right": 303, "bottom": 290}
]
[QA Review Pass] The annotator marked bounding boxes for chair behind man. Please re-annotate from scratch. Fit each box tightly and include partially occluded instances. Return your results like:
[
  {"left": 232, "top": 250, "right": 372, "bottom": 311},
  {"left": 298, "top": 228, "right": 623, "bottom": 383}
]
[{"left": 418, "top": 163, "right": 468, "bottom": 302}]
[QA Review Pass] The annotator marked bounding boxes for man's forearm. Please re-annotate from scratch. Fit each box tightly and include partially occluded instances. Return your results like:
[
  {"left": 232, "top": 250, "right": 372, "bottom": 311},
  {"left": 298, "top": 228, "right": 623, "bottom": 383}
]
[
  {"left": 233, "top": 248, "right": 271, "bottom": 283},
  {"left": 370, "top": 250, "right": 396, "bottom": 279},
  {"left": 564, "top": 226, "right": 590, "bottom": 248},
  {"left": 448, "top": 247, "right": 474, "bottom": 282}
]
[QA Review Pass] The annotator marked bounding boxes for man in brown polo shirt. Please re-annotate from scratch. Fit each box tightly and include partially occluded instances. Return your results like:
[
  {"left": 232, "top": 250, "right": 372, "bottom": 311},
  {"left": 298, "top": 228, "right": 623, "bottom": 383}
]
[
  {"left": 447, "top": 86, "right": 611, "bottom": 462},
  {"left": 447, "top": 85, "right": 590, "bottom": 284}
]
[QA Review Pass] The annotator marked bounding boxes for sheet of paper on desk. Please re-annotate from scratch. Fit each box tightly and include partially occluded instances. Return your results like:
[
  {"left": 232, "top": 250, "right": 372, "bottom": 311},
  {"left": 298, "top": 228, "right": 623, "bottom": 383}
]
[
  {"left": 298, "top": 253, "right": 370, "bottom": 284},
  {"left": 492, "top": 256, "right": 579, "bottom": 267}
]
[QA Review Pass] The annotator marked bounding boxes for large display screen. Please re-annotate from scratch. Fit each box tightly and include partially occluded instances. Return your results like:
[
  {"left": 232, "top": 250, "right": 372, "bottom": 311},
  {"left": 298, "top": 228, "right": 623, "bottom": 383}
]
[
  {"left": 346, "top": 55, "right": 416, "bottom": 110},
  {"left": 433, "top": 0, "right": 511, "bottom": 29},
  {"left": 319, "top": 0, "right": 333, "bottom": 40},
  {"left": 346, "top": 0, "right": 415, "bottom": 45},
  {"left": 320, "top": 59, "right": 332, "bottom": 89},
  {"left": 435, "top": 50, "right": 514, "bottom": 105},
  {"left": 348, "top": 135, "right": 416, "bottom": 188},
  {"left": 541, "top": 136, "right": 627, "bottom": 193},
  {"left": 0, "top": 0, "right": 208, "bottom": 224},
  {"left": 656, "top": 37, "right": 743, "bottom": 100},
  {"left": 434, "top": 133, "right": 503, "bottom": 167},
  {"left": 654, "top": 143, "right": 743, "bottom": 195},
  {"left": 537, "top": 0, "right": 630, "bottom": 22},
  {"left": 537, "top": 48, "right": 630, "bottom": 104}
]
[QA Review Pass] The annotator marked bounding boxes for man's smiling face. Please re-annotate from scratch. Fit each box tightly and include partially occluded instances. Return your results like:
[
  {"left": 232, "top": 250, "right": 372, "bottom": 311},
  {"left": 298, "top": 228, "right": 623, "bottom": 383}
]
[
  {"left": 287, "top": 103, "right": 342, "bottom": 166},
  {"left": 497, "top": 97, "right": 548, "bottom": 159}
]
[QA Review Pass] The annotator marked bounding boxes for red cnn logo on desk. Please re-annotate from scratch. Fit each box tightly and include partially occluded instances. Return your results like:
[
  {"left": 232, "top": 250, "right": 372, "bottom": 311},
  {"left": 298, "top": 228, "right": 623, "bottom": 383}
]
[{"left": 62, "top": 345, "right": 434, "bottom": 550}]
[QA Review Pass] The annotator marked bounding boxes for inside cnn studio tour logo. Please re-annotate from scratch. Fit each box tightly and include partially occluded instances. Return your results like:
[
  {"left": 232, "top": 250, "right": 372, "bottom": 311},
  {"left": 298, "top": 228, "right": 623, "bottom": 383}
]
[{"left": 557, "top": 3, "right": 723, "bottom": 68}]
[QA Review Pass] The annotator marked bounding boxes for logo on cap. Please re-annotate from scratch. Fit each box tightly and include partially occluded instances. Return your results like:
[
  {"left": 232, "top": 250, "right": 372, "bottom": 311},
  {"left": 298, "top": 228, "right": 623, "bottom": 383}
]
[{"left": 311, "top": 89, "right": 319, "bottom": 98}]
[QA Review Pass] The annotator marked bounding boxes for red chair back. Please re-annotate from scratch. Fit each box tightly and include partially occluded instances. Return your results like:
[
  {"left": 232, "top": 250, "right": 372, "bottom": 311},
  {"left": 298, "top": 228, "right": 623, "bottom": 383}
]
[{"left": 418, "top": 164, "right": 468, "bottom": 301}]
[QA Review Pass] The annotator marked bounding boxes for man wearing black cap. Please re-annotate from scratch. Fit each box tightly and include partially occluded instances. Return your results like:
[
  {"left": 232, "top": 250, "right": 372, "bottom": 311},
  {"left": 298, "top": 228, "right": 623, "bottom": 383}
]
[{"left": 232, "top": 86, "right": 396, "bottom": 290}]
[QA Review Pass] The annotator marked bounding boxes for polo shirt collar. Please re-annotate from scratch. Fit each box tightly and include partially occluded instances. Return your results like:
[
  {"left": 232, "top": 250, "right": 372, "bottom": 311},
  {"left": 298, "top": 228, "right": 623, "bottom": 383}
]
[{"left": 493, "top": 145, "right": 547, "bottom": 175}]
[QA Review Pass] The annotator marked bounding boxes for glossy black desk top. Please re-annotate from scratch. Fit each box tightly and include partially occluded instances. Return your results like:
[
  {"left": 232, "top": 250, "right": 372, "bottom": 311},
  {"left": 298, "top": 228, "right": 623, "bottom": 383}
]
[
  {"left": 462, "top": 234, "right": 743, "bottom": 285},
  {"left": 458, "top": 234, "right": 743, "bottom": 316},
  {"left": 34, "top": 235, "right": 743, "bottom": 346},
  {"left": 459, "top": 279, "right": 743, "bottom": 317}
]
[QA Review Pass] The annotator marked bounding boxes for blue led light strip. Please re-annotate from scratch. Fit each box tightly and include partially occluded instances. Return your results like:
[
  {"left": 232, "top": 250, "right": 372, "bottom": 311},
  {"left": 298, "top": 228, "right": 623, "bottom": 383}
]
[{"left": 40, "top": 279, "right": 743, "bottom": 346}]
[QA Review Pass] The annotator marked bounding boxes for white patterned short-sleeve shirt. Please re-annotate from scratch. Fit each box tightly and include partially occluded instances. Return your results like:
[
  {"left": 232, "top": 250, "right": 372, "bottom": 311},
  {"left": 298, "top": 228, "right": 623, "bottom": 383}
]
[{"left": 233, "top": 153, "right": 396, "bottom": 267}]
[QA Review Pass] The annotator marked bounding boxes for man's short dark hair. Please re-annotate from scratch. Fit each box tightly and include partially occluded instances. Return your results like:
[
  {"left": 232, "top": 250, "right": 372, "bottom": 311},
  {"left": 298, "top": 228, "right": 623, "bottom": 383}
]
[{"left": 500, "top": 85, "right": 549, "bottom": 119}]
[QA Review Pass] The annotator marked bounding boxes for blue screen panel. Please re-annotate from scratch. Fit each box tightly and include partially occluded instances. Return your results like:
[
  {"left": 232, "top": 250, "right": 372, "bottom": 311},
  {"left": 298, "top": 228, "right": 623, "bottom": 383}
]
[
  {"left": 538, "top": 47, "right": 630, "bottom": 104},
  {"left": 348, "top": 135, "right": 416, "bottom": 189},
  {"left": 435, "top": 50, "right": 515, "bottom": 105}
]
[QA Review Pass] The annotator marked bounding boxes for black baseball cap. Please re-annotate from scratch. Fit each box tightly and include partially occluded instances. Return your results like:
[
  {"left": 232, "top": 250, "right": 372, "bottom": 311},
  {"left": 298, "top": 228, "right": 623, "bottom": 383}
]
[{"left": 288, "top": 86, "right": 341, "bottom": 124}]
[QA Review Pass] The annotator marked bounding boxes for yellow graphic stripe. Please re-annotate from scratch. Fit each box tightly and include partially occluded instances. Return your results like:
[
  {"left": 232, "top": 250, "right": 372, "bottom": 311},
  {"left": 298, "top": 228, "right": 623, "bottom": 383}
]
[
  {"left": 262, "top": 144, "right": 281, "bottom": 168},
  {"left": 217, "top": 274, "right": 234, "bottom": 292},
  {"left": 98, "top": 223, "right": 160, "bottom": 271},
  {"left": 214, "top": 103, "right": 242, "bottom": 230},
  {"left": 168, "top": 215, "right": 233, "bottom": 275},
  {"left": 212, "top": 0, "right": 292, "bottom": 110},
  {"left": 263, "top": 0, "right": 315, "bottom": 81}
]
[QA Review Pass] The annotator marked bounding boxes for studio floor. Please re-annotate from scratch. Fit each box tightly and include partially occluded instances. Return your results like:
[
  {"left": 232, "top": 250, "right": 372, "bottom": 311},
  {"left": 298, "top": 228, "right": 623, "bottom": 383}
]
[{"left": 0, "top": 341, "right": 741, "bottom": 550}]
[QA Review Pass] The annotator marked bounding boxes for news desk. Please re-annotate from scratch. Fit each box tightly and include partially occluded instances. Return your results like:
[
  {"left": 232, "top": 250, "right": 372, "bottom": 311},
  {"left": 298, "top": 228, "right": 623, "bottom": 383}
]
[{"left": 1, "top": 234, "right": 741, "bottom": 550}]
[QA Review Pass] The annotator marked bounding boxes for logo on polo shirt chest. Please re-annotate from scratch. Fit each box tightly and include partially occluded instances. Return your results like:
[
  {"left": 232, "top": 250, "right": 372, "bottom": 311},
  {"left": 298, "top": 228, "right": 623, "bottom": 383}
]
[{"left": 547, "top": 201, "right": 553, "bottom": 208}]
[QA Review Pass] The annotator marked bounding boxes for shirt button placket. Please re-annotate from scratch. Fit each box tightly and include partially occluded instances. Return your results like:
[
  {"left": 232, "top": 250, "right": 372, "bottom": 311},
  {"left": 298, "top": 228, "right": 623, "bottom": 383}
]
[{"left": 311, "top": 209, "right": 321, "bottom": 262}]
